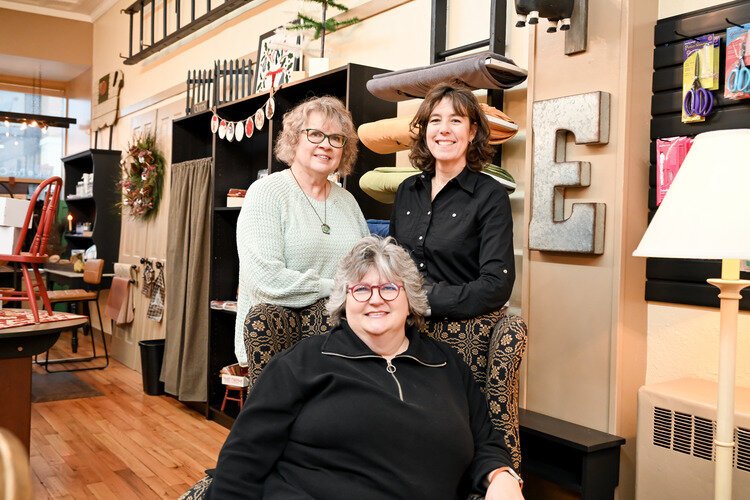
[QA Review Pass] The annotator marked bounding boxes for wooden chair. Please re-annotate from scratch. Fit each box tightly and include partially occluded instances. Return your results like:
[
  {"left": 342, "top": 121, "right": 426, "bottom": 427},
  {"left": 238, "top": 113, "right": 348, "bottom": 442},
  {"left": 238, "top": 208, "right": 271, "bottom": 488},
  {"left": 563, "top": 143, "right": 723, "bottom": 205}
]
[
  {"left": 37, "top": 259, "right": 109, "bottom": 372},
  {"left": 0, "top": 176, "right": 63, "bottom": 323},
  {"left": 0, "top": 428, "right": 32, "bottom": 500}
]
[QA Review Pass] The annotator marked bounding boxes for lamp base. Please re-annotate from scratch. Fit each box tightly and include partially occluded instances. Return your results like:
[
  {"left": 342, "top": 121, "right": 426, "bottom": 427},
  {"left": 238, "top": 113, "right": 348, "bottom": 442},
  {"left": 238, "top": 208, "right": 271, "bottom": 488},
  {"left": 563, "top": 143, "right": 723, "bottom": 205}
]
[{"left": 706, "top": 278, "right": 750, "bottom": 500}]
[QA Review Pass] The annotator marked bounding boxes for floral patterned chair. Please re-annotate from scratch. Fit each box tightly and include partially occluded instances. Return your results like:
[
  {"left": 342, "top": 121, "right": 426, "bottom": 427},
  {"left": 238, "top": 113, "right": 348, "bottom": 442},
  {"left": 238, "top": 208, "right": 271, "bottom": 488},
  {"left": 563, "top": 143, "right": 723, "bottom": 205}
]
[{"left": 180, "top": 301, "right": 527, "bottom": 499}]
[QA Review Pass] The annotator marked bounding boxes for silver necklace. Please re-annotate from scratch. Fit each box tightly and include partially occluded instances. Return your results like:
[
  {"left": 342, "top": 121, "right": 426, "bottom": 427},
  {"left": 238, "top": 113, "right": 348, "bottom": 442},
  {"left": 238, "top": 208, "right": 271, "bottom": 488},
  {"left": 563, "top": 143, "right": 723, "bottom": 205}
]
[{"left": 290, "top": 169, "right": 330, "bottom": 234}]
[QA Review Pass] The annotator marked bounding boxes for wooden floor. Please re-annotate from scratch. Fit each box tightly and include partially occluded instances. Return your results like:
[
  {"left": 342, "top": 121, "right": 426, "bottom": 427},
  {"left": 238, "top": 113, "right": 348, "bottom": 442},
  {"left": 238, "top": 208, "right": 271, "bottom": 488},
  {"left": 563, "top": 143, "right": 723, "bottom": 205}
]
[{"left": 29, "top": 329, "right": 229, "bottom": 499}]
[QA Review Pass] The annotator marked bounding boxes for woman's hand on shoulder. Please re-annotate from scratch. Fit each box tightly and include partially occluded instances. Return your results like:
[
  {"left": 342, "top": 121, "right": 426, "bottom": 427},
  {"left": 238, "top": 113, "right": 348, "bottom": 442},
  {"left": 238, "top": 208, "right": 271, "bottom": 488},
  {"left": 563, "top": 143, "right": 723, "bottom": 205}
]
[{"left": 485, "top": 470, "right": 524, "bottom": 500}]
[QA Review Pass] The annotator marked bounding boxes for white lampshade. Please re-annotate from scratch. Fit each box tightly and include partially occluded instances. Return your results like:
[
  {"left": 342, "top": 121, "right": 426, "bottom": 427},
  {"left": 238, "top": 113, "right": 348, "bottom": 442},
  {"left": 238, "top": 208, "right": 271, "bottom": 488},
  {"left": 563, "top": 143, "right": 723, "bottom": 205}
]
[{"left": 633, "top": 129, "right": 750, "bottom": 260}]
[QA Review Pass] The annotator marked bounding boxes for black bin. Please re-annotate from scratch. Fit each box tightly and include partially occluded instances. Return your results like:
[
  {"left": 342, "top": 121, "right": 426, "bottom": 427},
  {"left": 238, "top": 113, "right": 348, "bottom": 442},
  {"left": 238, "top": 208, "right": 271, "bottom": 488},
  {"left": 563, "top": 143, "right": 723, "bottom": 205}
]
[{"left": 138, "top": 339, "right": 166, "bottom": 395}]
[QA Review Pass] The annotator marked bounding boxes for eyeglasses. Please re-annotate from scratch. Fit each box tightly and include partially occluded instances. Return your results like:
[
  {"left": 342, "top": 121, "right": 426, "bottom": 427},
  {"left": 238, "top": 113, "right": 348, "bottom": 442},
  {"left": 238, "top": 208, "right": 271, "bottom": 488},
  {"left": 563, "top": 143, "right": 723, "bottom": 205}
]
[
  {"left": 301, "top": 128, "right": 347, "bottom": 148},
  {"left": 348, "top": 282, "right": 403, "bottom": 302}
]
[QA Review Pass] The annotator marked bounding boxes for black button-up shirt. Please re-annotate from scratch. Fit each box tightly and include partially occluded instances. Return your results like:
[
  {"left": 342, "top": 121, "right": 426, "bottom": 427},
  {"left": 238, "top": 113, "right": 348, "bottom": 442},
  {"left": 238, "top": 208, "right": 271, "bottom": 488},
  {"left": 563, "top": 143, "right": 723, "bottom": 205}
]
[{"left": 390, "top": 167, "right": 515, "bottom": 319}]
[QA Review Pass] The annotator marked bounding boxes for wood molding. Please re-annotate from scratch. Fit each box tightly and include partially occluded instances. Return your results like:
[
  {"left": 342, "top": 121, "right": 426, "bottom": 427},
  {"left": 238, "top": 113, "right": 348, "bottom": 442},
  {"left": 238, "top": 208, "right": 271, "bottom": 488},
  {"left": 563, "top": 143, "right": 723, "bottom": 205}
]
[
  {"left": 331, "top": 0, "right": 414, "bottom": 24},
  {"left": 120, "top": 82, "right": 186, "bottom": 118}
]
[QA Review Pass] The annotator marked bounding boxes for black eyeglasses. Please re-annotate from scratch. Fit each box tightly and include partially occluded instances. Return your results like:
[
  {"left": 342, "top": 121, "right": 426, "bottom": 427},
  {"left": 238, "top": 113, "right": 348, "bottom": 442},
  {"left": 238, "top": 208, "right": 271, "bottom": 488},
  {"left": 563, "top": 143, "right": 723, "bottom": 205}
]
[
  {"left": 348, "top": 282, "right": 403, "bottom": 302},
  {"left": 301, "top": 128, "right": 347, "bottom": 148}
]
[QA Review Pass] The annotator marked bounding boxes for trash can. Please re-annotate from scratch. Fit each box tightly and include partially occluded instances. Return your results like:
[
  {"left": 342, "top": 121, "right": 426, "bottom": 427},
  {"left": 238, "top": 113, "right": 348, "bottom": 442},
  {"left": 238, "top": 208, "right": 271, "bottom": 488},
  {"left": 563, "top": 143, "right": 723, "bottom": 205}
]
[{"left": 139, "top": 339, "right": 166, "bottom": 395}]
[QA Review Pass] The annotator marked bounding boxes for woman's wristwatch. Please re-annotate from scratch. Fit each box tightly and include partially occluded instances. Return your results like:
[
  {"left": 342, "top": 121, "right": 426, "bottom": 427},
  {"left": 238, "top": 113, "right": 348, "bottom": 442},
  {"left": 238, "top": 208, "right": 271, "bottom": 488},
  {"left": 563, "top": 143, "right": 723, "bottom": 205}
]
[{"left": 488, "top": 467, "right": 523, "bottom": 488}]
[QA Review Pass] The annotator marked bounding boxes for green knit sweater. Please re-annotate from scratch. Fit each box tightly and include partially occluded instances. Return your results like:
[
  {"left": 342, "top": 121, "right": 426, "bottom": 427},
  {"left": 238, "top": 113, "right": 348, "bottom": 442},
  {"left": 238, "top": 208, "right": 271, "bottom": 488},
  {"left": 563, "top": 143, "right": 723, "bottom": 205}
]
[{"left": 234, "top": 169, "right": 369, "bottom": 364}]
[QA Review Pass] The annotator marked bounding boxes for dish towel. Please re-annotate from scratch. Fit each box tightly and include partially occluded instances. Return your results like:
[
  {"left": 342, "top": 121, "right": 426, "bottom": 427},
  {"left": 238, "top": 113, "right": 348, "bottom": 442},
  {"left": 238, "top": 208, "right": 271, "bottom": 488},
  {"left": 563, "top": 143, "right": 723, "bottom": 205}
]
[
  {"left": 106, "top": 263, "right": 135, "bottom": 325},
  {"left": 147, "top": 267, "right": 165, "bottom": 322},
  {"left": 141, "top": 261, "right": 155, "bottom": 298}
]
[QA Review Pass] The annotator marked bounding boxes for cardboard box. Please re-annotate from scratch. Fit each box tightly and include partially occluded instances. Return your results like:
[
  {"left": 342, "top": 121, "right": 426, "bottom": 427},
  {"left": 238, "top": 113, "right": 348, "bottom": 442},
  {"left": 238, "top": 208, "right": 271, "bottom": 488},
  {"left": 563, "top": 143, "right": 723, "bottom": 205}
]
[
  {"left": 0, "top": 226, "right": 23, "bottom": 254},
  {"left": 221, "top": 374, "right": 250, "bottom": 387},
  {"left": 0, "top": 198, "right": 30, "bottom": 228},
  {"left": 226, "top": 196, "right": 244, "bottom": 207}
]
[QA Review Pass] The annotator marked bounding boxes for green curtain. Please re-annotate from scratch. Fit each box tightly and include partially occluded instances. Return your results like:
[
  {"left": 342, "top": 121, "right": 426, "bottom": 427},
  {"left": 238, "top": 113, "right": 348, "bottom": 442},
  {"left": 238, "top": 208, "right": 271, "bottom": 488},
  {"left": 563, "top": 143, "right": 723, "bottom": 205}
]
[{"left": 161, "top": 157, "right": 212, "bottom": 401}]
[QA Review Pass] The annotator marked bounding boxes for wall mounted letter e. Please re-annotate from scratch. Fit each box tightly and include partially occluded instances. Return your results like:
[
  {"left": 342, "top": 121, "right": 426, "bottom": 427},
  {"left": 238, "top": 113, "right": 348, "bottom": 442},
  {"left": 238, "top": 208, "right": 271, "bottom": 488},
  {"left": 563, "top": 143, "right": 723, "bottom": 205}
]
[{"left": 529, "top": 92, "right": 610, "bottom": 254}]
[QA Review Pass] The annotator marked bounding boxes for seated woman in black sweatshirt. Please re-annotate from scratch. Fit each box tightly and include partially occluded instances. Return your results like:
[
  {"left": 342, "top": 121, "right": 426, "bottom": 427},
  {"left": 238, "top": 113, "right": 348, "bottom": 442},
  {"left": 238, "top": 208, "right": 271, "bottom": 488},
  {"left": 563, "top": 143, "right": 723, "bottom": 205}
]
[{"left": 206, "top": 236, "right": 523, "bottom": 500}]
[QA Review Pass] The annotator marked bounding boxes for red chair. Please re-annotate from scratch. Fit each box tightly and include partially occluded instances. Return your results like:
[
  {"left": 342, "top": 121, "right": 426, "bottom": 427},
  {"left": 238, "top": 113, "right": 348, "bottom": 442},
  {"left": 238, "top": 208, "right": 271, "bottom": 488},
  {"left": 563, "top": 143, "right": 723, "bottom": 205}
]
[{"left": 0, "top": 176, "right": 63, "bottom": 323}]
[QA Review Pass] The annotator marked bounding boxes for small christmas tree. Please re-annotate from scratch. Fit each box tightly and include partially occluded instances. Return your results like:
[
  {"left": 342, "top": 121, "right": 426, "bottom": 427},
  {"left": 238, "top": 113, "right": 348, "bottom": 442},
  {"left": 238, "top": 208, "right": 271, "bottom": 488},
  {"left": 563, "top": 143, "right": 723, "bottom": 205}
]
[{"left": 287, "top": 0, "right": 360, "bottom": 58}]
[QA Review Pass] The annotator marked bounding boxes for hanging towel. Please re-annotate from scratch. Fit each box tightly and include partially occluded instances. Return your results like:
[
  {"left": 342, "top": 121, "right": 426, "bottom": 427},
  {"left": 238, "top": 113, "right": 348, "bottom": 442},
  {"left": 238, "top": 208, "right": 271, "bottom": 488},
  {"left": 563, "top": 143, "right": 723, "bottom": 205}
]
[
  {"left": 106, "top": 263, "right": 136, "bottom": 325},
  {"left": 366, "top": 51, "right": 528, "bottom": 102},
  {"left": 141, "top": 261, "right": 154, "bottom": 298},
  {"left": 147, "top": 266, "right": 165, "bottom": 322}
]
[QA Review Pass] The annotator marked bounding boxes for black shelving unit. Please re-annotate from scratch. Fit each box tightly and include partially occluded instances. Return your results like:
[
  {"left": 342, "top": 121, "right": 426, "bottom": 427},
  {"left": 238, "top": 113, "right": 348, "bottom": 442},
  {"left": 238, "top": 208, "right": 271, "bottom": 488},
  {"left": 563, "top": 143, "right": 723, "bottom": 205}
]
[
  {"left": 61, "top": 149, "right": 122, "bottom": 274},
  {"left": 171, "top": 63, "right": 397, "bottom": 427}
]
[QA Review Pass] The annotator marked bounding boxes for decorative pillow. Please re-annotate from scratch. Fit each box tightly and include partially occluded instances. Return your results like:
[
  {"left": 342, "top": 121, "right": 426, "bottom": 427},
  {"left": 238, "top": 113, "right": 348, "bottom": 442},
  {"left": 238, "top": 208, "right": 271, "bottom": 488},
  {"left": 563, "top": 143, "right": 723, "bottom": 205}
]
[
  {"left": 358, "top": 166, "right": 421, "bottom": 204},
  {"left": 357, "top": 116, "right": 415, "bottom": 154}
]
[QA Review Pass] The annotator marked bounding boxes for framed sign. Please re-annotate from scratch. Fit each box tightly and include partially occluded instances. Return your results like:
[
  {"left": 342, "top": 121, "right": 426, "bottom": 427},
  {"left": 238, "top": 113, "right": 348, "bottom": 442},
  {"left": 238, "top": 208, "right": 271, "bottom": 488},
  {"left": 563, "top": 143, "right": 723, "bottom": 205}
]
[{"left": 254, "top": 26, "right": 303, "bottom": 93}]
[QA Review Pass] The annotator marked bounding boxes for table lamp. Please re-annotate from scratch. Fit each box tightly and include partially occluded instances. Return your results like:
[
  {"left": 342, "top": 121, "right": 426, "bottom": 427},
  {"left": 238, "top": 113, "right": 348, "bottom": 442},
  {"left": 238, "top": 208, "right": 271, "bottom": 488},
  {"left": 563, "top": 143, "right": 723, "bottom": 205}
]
[{"left": 633, "top": 129, "right": 750, "bottom": 499}]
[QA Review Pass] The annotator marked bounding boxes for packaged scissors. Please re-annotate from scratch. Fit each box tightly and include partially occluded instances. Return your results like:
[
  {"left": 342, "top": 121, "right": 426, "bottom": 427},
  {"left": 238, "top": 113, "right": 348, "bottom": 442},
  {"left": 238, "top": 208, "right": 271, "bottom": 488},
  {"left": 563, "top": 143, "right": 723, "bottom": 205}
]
[
  {"left": 681, "top": 35, "right": 719, "bottom": 123},
  {"left": 725, "top": 24, "right": 750, "bottom": 100}
]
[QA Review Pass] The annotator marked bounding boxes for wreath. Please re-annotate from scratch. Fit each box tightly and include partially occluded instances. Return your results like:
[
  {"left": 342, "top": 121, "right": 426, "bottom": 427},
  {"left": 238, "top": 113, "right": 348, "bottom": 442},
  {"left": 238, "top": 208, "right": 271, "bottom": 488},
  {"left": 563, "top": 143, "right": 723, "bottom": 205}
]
[{"left": 118, "top": 131, "right": 164, "bottom": 220}]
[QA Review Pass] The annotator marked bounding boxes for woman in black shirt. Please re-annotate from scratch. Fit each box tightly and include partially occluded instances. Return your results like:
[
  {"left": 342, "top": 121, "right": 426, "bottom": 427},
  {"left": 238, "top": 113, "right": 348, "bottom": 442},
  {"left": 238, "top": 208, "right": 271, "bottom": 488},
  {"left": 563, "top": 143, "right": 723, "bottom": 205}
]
[{"left": 390, "top": 81, "right": 515, "bottom": 319}]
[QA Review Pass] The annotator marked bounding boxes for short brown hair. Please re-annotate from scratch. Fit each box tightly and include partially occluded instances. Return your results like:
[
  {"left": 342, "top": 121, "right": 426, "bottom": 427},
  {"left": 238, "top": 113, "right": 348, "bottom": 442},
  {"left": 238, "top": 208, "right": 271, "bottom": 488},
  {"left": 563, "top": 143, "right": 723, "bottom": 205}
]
[
  {"left": 409, "top": 80, "right": 494, "bottom": 174},
  {"left": 274, "top": 96, "right": 358, "bottom": 176}
]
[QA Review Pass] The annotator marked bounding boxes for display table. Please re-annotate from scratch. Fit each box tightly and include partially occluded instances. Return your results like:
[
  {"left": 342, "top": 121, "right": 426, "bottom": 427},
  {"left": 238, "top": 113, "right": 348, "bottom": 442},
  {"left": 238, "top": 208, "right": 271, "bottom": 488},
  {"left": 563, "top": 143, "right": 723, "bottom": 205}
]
[
  {"left": 0, "top": 314, "right": 88, "bottom": 451},
  {"left": 44, "top": 268, "right": 114, "bottom": 289}
]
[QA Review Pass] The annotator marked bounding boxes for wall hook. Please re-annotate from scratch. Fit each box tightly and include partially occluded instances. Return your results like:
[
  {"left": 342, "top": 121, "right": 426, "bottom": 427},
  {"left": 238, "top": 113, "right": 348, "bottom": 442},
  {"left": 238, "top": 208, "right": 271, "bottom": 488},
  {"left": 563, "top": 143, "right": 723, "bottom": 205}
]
[
  {"left": 726, "top": 18, "right": 744, "bottom": 29},
  {"left": 674, "top": 31, "right": 701, "bottom": 43}
]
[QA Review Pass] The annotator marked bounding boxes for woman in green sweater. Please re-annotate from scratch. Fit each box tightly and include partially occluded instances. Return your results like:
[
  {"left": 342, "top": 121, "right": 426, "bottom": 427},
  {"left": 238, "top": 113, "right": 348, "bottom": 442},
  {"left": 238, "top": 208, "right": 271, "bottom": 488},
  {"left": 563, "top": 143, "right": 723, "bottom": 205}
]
[{"left": 234, "top": 96, "right": 369, "bottom": 365}]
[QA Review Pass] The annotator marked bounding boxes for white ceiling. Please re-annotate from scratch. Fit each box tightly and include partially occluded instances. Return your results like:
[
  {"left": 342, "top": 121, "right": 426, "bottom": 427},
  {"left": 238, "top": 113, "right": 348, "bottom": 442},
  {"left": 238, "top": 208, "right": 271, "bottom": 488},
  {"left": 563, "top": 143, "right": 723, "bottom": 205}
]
[{"left": 0, "top": 0, "right": 118, "bottom": 22}]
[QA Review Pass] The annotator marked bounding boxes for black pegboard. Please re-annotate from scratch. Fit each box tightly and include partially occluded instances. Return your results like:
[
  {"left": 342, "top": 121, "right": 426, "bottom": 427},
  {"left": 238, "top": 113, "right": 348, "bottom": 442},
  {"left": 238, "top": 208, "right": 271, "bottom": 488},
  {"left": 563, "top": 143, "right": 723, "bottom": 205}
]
[{"left": 647, "top": 0, "right": 750, "bottom": 310}]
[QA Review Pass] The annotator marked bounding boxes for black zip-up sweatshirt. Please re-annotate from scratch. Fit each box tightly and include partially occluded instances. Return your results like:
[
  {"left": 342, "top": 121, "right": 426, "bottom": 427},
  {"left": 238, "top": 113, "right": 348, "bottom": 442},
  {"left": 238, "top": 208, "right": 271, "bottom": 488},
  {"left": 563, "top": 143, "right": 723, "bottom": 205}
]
[{"left": 206, "top": 321, "right": 512, "bottom": 499}]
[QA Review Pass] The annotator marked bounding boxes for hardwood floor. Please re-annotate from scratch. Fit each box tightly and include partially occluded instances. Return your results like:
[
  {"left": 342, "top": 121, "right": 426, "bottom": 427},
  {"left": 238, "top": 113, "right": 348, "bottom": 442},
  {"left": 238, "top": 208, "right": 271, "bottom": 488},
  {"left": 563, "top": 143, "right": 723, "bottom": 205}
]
[{"left": 30, "top": 330, "right": 229, "bottom": 499}]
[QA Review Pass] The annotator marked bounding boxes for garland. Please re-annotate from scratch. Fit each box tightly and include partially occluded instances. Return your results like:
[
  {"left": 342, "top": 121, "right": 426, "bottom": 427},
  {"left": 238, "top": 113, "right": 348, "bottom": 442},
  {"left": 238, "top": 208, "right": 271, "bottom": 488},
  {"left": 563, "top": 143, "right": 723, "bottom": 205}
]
[{"left": 118, "top": 131, "right": 164, "bottom": 220}]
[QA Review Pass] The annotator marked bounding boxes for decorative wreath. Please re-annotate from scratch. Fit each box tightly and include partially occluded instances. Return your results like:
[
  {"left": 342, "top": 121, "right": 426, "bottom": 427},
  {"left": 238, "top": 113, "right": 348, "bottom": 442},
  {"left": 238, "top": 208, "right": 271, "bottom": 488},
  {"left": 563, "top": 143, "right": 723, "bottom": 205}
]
[{"left": 118, "top": 131, "right": 165, "bottom": 220}]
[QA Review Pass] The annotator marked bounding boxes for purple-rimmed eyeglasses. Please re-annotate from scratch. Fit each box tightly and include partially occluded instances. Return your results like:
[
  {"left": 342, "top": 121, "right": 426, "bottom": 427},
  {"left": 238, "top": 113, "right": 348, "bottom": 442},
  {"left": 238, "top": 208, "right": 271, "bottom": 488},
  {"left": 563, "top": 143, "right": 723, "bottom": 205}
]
[{"left": 348, "top": 282, "right": 403, "bottom": 302}]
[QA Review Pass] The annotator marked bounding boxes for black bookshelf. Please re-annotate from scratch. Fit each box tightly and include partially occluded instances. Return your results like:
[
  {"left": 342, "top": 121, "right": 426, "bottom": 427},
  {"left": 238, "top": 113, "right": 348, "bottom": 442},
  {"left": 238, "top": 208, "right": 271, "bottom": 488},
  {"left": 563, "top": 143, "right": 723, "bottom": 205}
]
[{"left": 61, "top": 149, "right": 122, "bottom": 274}]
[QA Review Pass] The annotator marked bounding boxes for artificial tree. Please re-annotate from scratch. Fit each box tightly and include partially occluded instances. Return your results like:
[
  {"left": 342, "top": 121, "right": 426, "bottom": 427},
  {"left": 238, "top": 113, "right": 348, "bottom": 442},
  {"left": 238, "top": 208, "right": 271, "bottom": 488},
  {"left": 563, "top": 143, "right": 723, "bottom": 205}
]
[{"left": 287, "top": 0, "right": 359, "bottom": 58}]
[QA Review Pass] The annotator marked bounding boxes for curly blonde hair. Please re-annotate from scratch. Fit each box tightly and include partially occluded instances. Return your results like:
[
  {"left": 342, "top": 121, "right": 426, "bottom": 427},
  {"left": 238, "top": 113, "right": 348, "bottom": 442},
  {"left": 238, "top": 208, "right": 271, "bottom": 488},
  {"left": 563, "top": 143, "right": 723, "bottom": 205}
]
[
  {"left": 326, "top": 236, "right": 428, "bottom": 328},
  {"left": 274, "top": 96, "right": 359, "bottom": 176}
]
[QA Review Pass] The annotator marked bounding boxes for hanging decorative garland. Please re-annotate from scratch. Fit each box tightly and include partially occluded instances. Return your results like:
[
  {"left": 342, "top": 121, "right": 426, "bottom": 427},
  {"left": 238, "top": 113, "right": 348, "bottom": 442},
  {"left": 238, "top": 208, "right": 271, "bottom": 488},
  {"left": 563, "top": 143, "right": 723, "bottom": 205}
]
[
  {"left": 118, "top": 130, "right": 165, "bottom": 220},
  {"left": 211, "top": 87, "right": 276, "bottom": 142}
]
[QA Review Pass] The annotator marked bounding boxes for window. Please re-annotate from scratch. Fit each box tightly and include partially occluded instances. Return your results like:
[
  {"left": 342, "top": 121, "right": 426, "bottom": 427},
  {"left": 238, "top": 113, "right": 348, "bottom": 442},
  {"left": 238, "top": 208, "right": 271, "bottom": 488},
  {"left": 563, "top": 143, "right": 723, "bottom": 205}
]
[{"left": 0, "top": 89, "right": 65, "bottom": 179}]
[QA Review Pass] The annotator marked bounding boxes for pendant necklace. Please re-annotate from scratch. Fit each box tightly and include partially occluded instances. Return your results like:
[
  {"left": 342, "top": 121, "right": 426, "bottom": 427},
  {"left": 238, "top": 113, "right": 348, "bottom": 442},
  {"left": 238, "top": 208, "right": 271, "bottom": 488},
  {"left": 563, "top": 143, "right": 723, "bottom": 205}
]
[{"left": 290, "top": 169, "right": 331, "bottom": 234}]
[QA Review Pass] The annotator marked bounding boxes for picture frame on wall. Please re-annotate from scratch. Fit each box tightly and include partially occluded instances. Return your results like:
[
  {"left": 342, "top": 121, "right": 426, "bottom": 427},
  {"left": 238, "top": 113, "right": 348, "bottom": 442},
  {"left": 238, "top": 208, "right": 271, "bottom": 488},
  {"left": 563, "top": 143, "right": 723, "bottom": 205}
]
[{"left": 254, "top": 25, "right": 304, "bottom": 94}]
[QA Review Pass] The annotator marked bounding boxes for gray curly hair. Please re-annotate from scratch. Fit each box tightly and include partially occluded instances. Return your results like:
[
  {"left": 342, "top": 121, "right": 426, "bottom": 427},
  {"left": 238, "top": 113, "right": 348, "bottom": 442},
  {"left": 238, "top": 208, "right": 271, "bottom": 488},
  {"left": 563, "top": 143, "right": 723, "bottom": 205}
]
[
  {"left": 273, "top": 96, "right": 358, "bottom": 176},
  {"left": 326, "top": 236, "right": 428, "bottom": 328}
]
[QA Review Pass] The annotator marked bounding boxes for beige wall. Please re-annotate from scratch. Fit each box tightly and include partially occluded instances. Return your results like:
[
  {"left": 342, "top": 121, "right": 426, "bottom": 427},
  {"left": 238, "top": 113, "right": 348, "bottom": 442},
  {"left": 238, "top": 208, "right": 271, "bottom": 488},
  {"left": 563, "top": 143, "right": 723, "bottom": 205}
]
[
  {"left": 0, "top": 9, "right": 92, "bottom": 67},
  {"left": 522, "top": 2, "right": 657, "bottom": 498},
  {"left": 65, "top": 69, "right": 92, "bottom": 156}
]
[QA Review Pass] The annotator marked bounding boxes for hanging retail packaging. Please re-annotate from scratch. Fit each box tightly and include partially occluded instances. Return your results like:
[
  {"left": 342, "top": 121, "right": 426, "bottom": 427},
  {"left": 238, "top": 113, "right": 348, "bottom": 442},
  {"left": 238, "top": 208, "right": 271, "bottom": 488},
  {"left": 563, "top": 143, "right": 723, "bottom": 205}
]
[
  {"left": 724, "top": 25, "right": 750, "bottom": 100},
  {"left": 681, "top": 35, "right": 719, "bottom": 123},
  {"left": 655, "top": 137, "right": 693, "bottom": 206}
]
